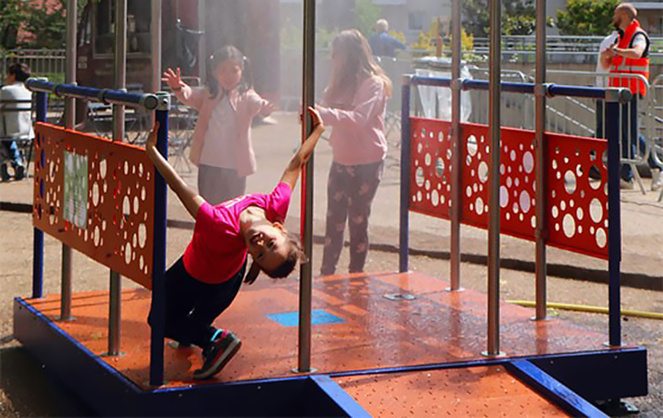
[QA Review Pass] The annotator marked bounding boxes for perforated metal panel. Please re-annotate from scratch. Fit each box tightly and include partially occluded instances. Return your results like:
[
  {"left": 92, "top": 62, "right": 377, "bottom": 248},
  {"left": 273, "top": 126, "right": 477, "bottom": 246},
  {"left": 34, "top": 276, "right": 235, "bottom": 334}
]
[
  {"left": 33, "top": 123, "right": 156, "bottom": 288},
  {"left": 409, "top": 118, "right": 609, "bottom": 260}
]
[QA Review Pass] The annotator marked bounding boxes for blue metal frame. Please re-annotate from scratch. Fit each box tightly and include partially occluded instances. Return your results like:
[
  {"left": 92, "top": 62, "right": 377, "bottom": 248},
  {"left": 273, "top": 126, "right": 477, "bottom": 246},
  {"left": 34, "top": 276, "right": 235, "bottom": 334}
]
[
  {"left": 150, "top": 105, "right": 169, "bottom": 386},
  {"left": 605, "top": 98, "right": 622, "bottom": 347},
  {"left": 308, "top": 375, "right": 371, "bottom": 417},
  {"left": 508, "top": 360, "right": 608, "bottom": 417},
  {"left": 26, "top": 78, "right": 159, "bottom": 110},
  {"left": 32, "top": 91, "right": 47, "bottom": 299},
  {"left": 13, "top": 294, "right": 647, "bottom": 415},
  {"left": 400, "top": 75, "right": 630, "bottom": 348}
]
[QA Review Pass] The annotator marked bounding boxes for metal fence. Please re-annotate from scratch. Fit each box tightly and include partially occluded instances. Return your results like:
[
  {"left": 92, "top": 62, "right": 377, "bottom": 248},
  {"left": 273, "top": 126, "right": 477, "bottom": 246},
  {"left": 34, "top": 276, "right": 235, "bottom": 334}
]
[{"left": 1, "top": 49, "right": 66, "bottom": 82}]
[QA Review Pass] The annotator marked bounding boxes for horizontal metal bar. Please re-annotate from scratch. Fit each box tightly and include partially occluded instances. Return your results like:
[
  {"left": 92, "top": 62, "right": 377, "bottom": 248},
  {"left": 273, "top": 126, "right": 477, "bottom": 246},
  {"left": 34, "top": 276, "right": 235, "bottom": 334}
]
[
  {"left": 409, "top": 75, "right": 632, "bottom": 102},
  {"left": 26, "top": 78, "right": 159, "bottom": 111}
]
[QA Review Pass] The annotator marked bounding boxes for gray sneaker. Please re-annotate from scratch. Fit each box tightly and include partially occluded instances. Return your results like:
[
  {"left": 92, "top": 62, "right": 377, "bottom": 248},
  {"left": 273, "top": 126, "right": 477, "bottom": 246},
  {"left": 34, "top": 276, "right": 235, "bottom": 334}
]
[{"left": 193, "top": 330, "right": 241, "bottom": 380}]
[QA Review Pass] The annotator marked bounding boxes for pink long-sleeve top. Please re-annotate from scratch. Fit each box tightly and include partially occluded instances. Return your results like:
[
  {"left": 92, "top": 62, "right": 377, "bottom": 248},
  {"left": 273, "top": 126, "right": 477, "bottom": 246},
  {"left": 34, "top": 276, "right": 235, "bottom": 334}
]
[
  {"left": 317, "top": 76, "right": 388, "bottom": 166},
  {"left": 172, "top": 85, "right": 271, "bottom": 177}
]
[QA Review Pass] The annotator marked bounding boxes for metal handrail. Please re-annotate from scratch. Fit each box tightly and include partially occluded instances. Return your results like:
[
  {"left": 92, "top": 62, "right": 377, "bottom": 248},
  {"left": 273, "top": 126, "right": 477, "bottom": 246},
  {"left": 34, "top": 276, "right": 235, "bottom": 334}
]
[{"left": 26, "top": 78, "right": 160, "bottom": 111}]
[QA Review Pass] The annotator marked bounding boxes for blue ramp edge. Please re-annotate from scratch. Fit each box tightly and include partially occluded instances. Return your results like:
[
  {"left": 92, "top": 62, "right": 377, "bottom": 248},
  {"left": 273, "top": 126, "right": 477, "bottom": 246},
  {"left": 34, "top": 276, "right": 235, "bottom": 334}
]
[
  {"left": 309, "top": 375, "right": 370, "bottom": 418},
  {"left": 267, "top": 309, "right": 345, "bottom": 327},
  {"left": 507, "top": 359, "right": 608, "bottom": 418}
]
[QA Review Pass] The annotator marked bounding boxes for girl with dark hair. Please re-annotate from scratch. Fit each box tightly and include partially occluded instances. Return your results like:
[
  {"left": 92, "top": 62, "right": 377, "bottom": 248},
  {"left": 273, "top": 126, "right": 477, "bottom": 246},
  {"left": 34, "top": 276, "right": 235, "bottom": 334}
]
[
  {"left": 316, "top": 29, "right": 392, "bottom": 276},
  {"left": 163, "top": 45, "right": 275, "bottom": 204}
]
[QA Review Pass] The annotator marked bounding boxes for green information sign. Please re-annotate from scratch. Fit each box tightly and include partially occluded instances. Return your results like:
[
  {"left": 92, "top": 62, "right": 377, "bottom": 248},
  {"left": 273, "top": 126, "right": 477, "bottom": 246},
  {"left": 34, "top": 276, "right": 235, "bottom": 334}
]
[{"left": 63, "top": 151, "right": 88, "bottom": 229}]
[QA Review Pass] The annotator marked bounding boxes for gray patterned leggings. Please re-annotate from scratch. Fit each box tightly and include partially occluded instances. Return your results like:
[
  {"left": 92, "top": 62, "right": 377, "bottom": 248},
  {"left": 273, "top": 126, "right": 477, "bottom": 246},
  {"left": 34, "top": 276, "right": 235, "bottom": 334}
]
[{"left": 320, "top": 160, "right": 384, "bottom": 275}]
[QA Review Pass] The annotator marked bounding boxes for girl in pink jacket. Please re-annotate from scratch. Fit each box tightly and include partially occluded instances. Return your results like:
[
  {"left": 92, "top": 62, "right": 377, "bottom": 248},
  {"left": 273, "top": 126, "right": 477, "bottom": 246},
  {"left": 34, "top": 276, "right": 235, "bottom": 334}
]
[
  {"left": 163, "top": 45, "right": 275, "bottom": 205},
  {"left": 316, "top": 30, "right": 392, "bottom": 275}
]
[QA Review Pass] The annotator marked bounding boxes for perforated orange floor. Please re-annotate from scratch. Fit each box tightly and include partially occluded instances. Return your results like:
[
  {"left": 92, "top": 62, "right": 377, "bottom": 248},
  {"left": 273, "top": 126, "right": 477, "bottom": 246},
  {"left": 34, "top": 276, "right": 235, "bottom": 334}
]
[
  {"left": 335, "top": 366, "right": 567, "bottom": 416},
  {"left": 24, "top": 271, "right": 608, "bottom": 389}
]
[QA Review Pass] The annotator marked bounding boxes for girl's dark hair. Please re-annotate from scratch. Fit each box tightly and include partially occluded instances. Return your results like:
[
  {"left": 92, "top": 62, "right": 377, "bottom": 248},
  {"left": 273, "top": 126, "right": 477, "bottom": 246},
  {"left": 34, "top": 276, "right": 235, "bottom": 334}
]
[
  {"left": 207, "top": 45, "right": 253, "bottom": 99},
  {"left": 264, "top": 233, "right": 307, "bottom": 279}
]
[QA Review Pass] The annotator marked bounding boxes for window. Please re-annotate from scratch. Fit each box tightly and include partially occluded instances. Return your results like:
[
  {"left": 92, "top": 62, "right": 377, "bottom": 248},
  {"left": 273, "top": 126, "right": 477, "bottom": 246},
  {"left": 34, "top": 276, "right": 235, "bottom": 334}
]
[{"left": 93, "top": 0, "right": 151, "bottom": 56}]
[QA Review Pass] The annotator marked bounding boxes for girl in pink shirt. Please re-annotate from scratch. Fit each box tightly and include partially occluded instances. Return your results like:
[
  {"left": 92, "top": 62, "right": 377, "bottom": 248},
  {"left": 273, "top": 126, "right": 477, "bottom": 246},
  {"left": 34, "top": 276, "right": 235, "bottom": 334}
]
[
  {"left": 145, "top": 108, "right": 324, "bottom": 380},
  {"left": 163, "top": 45, "right": 275, "bottom": 205},
  {"left": 316, "top": 30, "right": 392, "bottom": 276}
]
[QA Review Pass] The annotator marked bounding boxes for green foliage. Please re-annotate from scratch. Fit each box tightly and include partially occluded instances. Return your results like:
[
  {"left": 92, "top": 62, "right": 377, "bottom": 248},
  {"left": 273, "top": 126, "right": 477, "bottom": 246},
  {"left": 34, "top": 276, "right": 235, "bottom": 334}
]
[
  {"left": 555, "top": 0, "right": 620, "bottom": 36},
  {"left": 354, "top": 0, "right": 381, "bottom": 39},
  {"left": 22, "top": 1, "right": 67, "bottom": 49},
  {"left": 1, "top": 0, "right": 90, "bottom": 51},
  {"left": 462, "top": 0, "right": 536, "bottom": 37},
  {"left": 0, "top": 0, "right": 27, "bottom": 50}
]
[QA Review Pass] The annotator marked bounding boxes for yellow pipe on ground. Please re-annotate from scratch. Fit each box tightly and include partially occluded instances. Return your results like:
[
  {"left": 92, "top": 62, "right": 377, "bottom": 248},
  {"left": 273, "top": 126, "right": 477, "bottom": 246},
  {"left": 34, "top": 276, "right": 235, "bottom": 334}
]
[{"left": 507, "top": 300, "right": 663, "bottom": 320}]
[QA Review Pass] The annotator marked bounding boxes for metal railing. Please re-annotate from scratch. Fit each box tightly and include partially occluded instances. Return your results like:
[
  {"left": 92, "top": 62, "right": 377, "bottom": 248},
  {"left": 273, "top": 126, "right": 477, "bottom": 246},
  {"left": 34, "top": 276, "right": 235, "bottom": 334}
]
[
  {"left": 27, "top": 78, "right": 172, "bottom": 386},
  {"left": 539, "top": 70, "right": 658, "bottom": 195},
  {"left": 1, "top": 49, "right": 66, "bottom": 81},
  {"left": 400, "top": 74, "right": 631, "bottom": 349}
]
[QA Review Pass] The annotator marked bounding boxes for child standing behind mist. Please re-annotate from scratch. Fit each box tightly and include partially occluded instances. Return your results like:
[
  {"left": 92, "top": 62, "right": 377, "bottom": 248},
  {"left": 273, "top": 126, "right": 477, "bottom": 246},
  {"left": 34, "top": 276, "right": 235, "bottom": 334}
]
[{"left": 163, "top": 45, "right": 275, "bottom": 205}]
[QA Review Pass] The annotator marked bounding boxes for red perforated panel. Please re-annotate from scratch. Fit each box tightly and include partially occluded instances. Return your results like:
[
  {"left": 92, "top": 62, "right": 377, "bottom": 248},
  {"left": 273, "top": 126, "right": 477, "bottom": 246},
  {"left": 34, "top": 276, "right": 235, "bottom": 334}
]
[
  {"left": 33, "top": 123, "right": 156, "bottom": 288},
  {"left": 409, "top": 118, "right": 608, "bottom": 260},
  {"left": 410, "top": 118, "right": 453, "bottom": 219},
  {"left": 546, "top": 133, "right": 609, "bottom": 259}
]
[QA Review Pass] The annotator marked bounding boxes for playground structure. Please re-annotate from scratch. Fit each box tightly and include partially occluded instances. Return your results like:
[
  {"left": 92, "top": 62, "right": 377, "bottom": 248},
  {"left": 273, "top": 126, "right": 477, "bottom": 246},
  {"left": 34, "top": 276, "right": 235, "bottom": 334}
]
[{"left": 12, "top": 0, "right": 650, "bottom": 416}]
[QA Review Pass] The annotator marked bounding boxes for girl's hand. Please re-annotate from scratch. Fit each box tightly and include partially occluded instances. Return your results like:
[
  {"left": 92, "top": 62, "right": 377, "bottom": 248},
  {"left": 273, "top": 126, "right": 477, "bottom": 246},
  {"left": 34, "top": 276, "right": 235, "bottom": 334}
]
[
  {"left": 146, "top": 121, "right": 159, "bottom": 151},
  {"left": 161, "top": 67, "right": 186, "bottom": 91},
  {"left": 300, "top": 104, "right": 324, "bottom": 129},
  {"left": 308, "top": 106, "right": 323, "bottom": 130}
]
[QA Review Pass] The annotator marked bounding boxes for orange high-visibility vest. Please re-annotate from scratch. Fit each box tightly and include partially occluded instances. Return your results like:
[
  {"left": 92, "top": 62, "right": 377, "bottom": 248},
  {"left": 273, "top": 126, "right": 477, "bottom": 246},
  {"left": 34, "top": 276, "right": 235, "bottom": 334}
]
[{"left": 610, "top": 19, "right": 650, "bottom": 97}]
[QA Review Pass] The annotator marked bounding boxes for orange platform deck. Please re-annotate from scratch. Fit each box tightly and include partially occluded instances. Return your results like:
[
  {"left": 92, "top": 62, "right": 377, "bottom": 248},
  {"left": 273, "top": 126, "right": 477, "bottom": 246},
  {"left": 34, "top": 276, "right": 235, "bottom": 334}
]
[{"left": 14, "top": 271, "right": 647, "bottom": 416}]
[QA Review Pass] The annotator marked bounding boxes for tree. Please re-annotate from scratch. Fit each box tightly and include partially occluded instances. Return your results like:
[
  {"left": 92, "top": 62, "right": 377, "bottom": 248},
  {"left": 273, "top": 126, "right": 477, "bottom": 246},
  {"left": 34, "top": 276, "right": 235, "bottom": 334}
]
[
  {"left": 1, "top": 0, "right": 89, "bottom": 50},
  {"left": 0, "top": 0, "right": 28, "bottom": 50},
  {"left": 354, "top": 0, "right": 381, "bottom": 39},
  {"left": 462, "top": 0, "right": 536, "bottom": 37},
  {"left": 22, "top": 0, "right": 67, "bottom": 49},
  {"left": 555, "top": 0, "right": 620, "bottom": 36}
]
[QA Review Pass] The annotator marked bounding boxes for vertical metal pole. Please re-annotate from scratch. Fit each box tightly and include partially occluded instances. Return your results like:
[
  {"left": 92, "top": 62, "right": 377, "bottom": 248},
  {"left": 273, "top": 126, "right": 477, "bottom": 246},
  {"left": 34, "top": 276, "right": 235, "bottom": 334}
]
[
  {"left": 534, "top": 0, "right": 548, "bottom": 321},
  {"left": 484, "top": 0, "right": 502, "bottom": 357},
  {"left": 150, "top": 94, "right": 170, "bottom": 386},
  {"left": 33, "top": 91, "right": 48, "bottom": 299},
  {"left": 59, "top": 0, "right": 77, "bottom": 321},
  {"left": 449, "top": 0, "right": 462, "bottom": 291},
  {"left": 295, "top": 0, "right": 315, "bottom": 374},
  {"left": 399, "top": 77, "right": 412, "bottom": 273},
  {"left": 151, "top": 0, "right": 162, "bottom": 94},
  {"left": 108, "top": 0, "right": 127, "bottom": 357},
  {"left": 605, "top": 89, "right": 623, "bottom": 347}
]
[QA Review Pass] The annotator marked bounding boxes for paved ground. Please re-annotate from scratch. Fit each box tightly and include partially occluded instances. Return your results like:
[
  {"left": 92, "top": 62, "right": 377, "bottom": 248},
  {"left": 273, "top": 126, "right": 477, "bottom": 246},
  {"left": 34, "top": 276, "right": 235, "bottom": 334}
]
[{"left": 0, "top": 113, "right": 661, "bottom": 416}]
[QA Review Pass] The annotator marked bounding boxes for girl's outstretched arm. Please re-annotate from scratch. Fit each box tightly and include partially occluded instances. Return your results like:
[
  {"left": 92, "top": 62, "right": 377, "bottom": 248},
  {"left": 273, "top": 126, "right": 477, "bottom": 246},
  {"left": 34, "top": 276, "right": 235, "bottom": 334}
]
[
  {"left": 145, "top": 122, "right": 205, "bottom": 218},
  {"left": 280, "top": 107, "right": 325, "bottom": 190}
]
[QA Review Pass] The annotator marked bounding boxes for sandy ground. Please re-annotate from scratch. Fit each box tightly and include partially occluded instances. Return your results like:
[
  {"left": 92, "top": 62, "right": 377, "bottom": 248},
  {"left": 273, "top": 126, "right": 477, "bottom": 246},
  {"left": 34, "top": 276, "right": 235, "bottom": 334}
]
[{"left": 1, "top": 112, "right": 662, "bottom": 416}]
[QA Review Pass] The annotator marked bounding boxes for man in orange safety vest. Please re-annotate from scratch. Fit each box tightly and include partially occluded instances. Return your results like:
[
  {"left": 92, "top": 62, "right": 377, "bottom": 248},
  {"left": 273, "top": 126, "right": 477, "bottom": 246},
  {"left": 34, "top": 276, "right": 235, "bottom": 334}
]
[{"left": 600, "top": 3, "right": 662, "bottom": 191}]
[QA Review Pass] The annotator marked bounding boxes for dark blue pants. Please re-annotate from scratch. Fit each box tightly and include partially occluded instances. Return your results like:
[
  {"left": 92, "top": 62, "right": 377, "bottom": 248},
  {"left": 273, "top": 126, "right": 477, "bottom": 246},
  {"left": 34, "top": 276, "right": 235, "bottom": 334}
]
[{"left": 148, "top": 257, "right": 246, "bottom": 350}]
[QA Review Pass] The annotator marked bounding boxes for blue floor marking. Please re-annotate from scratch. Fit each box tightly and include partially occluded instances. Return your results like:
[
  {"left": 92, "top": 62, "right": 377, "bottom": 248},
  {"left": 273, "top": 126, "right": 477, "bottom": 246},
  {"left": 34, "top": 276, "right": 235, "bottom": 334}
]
[{"left": 267, "top": 309, "right": 345, "bottom": 327}]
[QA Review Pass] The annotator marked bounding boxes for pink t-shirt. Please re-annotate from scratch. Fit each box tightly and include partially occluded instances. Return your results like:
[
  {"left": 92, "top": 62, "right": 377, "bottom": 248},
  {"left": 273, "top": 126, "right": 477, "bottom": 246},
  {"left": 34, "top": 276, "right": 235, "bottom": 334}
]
[{"left": 183, "top": 182, "right": 292, "bottom": 284}]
